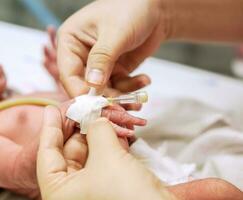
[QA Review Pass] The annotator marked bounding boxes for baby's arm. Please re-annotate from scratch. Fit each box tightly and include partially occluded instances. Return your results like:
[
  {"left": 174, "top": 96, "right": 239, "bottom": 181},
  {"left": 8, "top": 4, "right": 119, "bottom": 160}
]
[
  {"left": 0, "top": 135, "right": 21, "bottom": 188},
  {"left": 0, "top": 106, "right": 42, "bottom": 197},
  {"left": 0, "top": 135, "right": 39, "bottom": 198},
  {"left": 0, "top": 65, "right": 7, "bottom": 99}
]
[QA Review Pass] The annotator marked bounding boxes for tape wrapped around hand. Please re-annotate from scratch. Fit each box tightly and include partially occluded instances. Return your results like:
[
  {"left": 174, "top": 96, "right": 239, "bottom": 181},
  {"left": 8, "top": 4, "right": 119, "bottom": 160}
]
[{"left": 66, "top": 95, "right": 109, "bottom": 134}]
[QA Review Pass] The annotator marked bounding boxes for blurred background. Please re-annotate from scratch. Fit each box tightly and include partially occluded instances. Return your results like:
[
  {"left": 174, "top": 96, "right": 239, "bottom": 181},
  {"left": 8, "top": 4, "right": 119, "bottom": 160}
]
[{"left": 0, "top": 0, "right": 243, "bottom": 77}]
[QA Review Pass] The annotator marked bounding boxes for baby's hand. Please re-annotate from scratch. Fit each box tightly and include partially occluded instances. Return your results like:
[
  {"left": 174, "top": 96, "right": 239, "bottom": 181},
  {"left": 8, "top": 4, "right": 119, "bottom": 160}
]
[
  {"left": 0, "top": 65, "right": 7, "bottom": 98},
  {"left": 102, "top": 104, "right": 146, "bottom": 137},
  {"left": 43, "top": 26, "right": 59, "bottom": 81},
  {"left": 60, "top": 101, "right": 146, "bottom": 139}
]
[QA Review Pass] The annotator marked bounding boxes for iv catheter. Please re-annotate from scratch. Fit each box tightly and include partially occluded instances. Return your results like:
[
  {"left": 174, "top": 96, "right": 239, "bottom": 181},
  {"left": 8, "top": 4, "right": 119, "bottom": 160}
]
[
  {"left": 107, "top": 91, "right": 148, "bottom": 104},
  {"left": 88, "top": 87, "right": 148, "bottom": 104}
]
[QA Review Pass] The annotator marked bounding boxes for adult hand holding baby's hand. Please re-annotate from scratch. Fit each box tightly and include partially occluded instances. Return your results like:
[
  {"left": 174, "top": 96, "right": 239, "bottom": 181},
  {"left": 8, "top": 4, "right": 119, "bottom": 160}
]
[
  {"left": 0, "top": 99, "right": 145, "bottom": 198},
  {"left": 37, "top": 106, "right": 175, "bottom": 200}
]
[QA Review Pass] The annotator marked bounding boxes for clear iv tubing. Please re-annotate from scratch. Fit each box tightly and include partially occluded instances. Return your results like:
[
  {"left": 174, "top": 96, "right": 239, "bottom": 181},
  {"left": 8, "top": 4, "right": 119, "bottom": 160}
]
[
  {"left": 88, "top": 87, "right": 148, "bottom": 105},
  {"left": 107, "top": 91, "right": 148, "bottom": 104}
]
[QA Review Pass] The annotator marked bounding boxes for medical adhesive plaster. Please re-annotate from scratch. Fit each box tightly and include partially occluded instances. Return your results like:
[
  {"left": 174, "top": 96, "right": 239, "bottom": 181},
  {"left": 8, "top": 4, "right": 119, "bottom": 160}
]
[{"left": 66, "top": 95, "right": 109, "bottom": 134}]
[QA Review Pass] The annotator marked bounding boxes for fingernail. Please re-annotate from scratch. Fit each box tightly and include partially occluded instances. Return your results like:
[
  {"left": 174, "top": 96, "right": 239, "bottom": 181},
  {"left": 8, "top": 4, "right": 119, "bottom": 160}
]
[{"left": 86, "top": 69, "right": 104, "bottom": 85}]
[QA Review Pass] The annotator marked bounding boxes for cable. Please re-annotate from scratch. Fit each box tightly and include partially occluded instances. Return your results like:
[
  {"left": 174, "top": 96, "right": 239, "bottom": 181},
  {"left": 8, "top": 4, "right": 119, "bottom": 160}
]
[{"left": 0, "top": 97, "right": 59, "bottom": 111}]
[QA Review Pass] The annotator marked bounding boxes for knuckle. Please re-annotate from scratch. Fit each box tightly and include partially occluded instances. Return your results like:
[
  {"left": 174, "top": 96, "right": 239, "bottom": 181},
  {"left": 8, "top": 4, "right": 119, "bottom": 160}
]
[
  {"left": 58, "top": 33, "right": 87, "bottom": 63},
  {"left": 102, "top": 109, "right": 112, "bottom": 120},
  {"left": 90, "top": 46, "right": 114, "bottom": 64},
  {"left": 57, "top": 28, "right": 75, "bottom": 49}
]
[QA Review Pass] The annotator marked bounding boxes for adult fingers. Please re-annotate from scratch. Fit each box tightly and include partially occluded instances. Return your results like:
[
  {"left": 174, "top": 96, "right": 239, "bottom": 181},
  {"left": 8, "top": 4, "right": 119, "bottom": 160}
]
[
  {"left": 63, "top": 133, "right": 88, "bottom": 173},
  {"left": 37, "top": 106, "right": 67, "bottom": 186},
  {"left": 112, "top": 74, "right": 151, "bottom": 93},
  {"left": 110, "top": 122, "right": 134, "bottom": 137},
  {"left": 86, "top": 118, "right": 124, "bottom": 162},
  {"left": 102, "top": 107, "right": 147, "bottom": 126},
  {"left": 57, "top": 32, "right": 90, "bottom": 97},
  {"left": 85, "top": 30, "right": 127, "bottom": 87}
]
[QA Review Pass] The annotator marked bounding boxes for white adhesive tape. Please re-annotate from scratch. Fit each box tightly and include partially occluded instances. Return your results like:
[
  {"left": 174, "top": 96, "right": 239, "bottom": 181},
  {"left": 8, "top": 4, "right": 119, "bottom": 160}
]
[{"left": 66, "top": 95, "right": 109, "bottom": 134}]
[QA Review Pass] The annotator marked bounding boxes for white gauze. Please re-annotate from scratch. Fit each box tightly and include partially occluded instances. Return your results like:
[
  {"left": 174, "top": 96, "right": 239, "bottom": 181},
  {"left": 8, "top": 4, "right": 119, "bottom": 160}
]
[{"left": 66, "top": 95, "right": 109, "bottom": 134}]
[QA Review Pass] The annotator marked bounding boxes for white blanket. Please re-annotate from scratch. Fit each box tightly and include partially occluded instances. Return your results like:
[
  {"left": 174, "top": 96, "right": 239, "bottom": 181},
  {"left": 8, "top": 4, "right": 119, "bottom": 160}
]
[{"left": 131, "top": 97, "right": 243, "bottom": 189}]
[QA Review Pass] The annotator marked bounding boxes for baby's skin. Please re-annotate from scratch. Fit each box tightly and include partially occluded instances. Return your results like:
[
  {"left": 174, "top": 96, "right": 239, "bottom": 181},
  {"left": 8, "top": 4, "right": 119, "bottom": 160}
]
[{"left": 0, "top": 66, "right": 7, "bottom": 99}]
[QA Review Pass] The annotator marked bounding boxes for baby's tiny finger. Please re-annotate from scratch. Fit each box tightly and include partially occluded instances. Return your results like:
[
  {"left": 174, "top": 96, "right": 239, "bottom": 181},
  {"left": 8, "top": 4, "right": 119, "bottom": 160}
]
[{"left": 111, "top": 122, "right": 134, "bottom": 137}]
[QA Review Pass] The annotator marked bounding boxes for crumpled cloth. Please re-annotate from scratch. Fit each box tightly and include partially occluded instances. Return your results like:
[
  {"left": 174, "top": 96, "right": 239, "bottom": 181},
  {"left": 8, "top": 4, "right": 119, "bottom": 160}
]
[
  {"left": 130, "top": 97, "right": 243, "bottom": 189},
  {"left": 131, "top": 139, "right": 196, "bottom": 185}
]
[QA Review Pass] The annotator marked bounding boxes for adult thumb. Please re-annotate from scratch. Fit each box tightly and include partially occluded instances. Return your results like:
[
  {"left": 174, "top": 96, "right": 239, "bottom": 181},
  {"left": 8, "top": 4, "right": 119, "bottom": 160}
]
[
  {"left": 86, "top": 118, "right": 123, "bottom": 160},
  {"left": 85, "top": 33, "right": 126, "bottom": 87}
]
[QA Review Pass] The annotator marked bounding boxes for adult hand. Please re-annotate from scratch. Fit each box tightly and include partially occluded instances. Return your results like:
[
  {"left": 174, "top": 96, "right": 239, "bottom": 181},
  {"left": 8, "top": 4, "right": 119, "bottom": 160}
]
[
  {"left": 37, "top": 106, "right": 175, "bottom": 200},
  {"left": 57, "top": 0, "right": 243, "bottom": 98},
  {"left": 44, "top": 24, "right": 149, "bottom": 110},
  {"left": 57, "top": 0, "right": 168, "bottom": 97}
]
